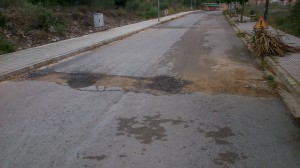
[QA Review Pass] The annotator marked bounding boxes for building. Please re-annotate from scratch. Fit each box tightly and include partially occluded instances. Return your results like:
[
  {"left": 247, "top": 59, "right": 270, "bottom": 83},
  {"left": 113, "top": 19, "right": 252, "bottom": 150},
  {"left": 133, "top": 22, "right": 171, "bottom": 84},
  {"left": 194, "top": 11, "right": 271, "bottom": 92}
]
[{"left": 248, "top": 0, "right": 297, "bottom": 5}]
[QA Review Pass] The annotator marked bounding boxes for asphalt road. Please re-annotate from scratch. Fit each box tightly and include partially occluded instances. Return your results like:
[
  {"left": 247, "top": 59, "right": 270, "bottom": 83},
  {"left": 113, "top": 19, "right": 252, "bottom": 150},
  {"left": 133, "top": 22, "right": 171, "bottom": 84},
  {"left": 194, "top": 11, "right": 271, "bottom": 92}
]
[{"left": 1, "top": 11, "right": 300, "bottom": 168}]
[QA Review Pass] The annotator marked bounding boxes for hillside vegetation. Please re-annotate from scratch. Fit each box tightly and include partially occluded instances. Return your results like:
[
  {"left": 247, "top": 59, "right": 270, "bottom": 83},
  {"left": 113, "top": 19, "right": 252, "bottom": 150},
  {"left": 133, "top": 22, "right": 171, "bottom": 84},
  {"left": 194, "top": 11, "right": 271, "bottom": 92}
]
[{"left": 0, "top": 0, "right": 196, "bottom": 54}]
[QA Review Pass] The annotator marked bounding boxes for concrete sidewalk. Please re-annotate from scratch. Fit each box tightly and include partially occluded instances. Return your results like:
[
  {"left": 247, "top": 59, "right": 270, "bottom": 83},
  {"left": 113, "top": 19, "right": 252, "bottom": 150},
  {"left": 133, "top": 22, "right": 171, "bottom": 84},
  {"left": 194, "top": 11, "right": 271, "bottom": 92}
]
[
  {"left": 0, "top": 11, "right": 194, "bottom": 81},
  {"left": 229, "top": 15, "right": 300, "bottom": 117}
]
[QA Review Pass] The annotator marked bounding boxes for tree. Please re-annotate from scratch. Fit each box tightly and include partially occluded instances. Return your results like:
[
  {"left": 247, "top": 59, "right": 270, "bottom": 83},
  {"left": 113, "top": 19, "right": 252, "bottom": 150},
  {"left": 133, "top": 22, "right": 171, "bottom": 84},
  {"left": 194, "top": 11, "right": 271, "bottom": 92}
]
[
  {"left": 264, "top": 0, "right": 269, "bottom": 21},
  {"left": 115, "top": 0, "right": 127, "bottom": 8}
]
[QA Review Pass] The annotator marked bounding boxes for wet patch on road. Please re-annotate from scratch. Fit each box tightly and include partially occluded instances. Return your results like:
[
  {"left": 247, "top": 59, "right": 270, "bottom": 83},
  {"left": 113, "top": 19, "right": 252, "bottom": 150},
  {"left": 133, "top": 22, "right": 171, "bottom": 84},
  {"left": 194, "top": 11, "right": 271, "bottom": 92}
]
[
  {"left": 198, "top": 126, "right": 235, "bottom": 146},
  {"left": 116, "top": 114, "right": 187, "bottom": 144},
  {"left": 82, "top": 155, "right": 107, "bottom": 161},
  {"left": 213, "top": 151, "right": 247, "bottom": 166},
  {"left": 214, "top": 139, "right": 232, "bottom": 145},
  {"left": 206, "top": 126, "right": 235, "bottom": 139}
]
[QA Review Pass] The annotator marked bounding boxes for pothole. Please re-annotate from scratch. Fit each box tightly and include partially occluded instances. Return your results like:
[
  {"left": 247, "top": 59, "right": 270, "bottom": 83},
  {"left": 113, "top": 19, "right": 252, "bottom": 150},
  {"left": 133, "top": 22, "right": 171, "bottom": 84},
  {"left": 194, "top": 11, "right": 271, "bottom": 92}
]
[
  {"left": 64, "top": 73, "right": 103, "bottom": 88},
  {"left": 20, "top": 70, "right": 277, "bottom": 97},
  {"left": 21, "top": 71, "right": 191, "bottom": 95},
  {"left": 146, "top": 75, "right": 192, "bottom": 93}
]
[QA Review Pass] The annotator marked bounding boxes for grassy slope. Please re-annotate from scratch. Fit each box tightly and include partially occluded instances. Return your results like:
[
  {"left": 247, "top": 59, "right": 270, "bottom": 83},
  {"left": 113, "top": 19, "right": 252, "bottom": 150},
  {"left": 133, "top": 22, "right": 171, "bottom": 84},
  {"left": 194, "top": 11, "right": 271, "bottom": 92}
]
[
  {"left": 0, "top": 1, "right": 192, "bottom": 54},
  {"left": 242, "top": 2, "right": 300, "bottom": 37}
]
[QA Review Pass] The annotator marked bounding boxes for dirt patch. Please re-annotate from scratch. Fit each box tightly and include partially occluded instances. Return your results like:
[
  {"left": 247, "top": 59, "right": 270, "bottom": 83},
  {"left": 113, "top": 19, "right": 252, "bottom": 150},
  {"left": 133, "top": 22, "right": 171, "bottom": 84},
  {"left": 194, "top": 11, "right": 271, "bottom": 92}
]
[
  {"left": 181, "top": 72, "right": 276, "bottom": 97},
  {"left": 20, "top": 65, "right": 277, "bottom": 97},
  {"left": 158, "top": 19, "right": 278, "bottom": 97},
  {"left": 116, "top": 114, "right": 187, "bottom": 144},
  {"left": 22, "top": 71, "right": 191, "bottom": 94}
]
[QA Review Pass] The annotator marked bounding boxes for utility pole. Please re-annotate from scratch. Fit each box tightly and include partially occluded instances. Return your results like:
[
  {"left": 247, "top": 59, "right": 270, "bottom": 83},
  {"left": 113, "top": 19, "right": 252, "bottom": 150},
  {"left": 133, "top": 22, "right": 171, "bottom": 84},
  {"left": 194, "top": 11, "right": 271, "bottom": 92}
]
[
  {"left": 264, "top": 0, "right": 270, "bottom": 21},
  {"left": 158, "top": 0, "right": 160, "bottom": 22}
]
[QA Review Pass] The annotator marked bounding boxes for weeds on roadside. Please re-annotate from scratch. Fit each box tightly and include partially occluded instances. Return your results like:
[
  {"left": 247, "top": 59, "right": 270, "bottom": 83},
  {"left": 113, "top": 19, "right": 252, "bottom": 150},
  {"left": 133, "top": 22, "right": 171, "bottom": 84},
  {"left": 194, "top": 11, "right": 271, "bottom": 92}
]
[
  {"left": 223, "top": 10, "right": 237, "bottom": 17},
  {"left": 39, "top": 8, "right": 56, "bottom": 31},
  {"left": 0, "top": 0, "right": 25, "bottom": 8},
  {"left": 264, "top": 74, "right": 278, "bottom": 89},
  {"left": 55, "top": 22, "right": 66, "bottom": 35},
  {"left": 236, "top": 31, "right": 247, "bottom": 38},
  {"left": 257, "top": 59, "right": 270, "bottom": 71},
  {"left": 144, "top": 7, "right": 158, "bottom": 19},
  {"left": 0, "top": 15, "right": 5, "bottom": 27},
  {"left": 0, "top": 39, "right": 15, "bottom": 54}
]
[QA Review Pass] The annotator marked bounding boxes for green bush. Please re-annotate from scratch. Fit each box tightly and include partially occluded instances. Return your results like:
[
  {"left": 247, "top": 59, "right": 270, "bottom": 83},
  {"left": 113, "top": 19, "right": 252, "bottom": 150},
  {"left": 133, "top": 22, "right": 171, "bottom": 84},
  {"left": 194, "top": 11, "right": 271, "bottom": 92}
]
[
  {"left": 160, "top": 2, "right": 169, "bottom": 10},
  {"left": 0, "top": 39, "right": 15, "bottom": 54},
  {"left": 90, "top": 0, "right": 115, "bottom": 9},
  {"left": 39, "top": 8, "right": 56, "bottom": 31},
  {"left": 246, "top": 2, "right": 300, "bottom": 37},
  {"left": 269, "top": 12, "right": 289, "bottom": 26},
  {"left": 144, "top": 7, "right": 157, "bottom": 19},
  {"left": 126, "top": 0, "right": 140, "bottom": 11},
  {"left": 139, "top": 1, "right": 151, "bottom": 11},
  {"left": 72, "top": 12, "right": 84, "bottom": 20},
  {"left": 0, "top": 15, "right": 5, "bottom": 27},
  {"left": 291, "top": 1, "right": 300, "bottom": 11},
  {"left": 55, "top": 22, "right": 66, "bottom": 35},
  {"left": 29, "top": 0, "right": 81, "bottom": 6},
  {"left": 0, "top": 0, "right": 25, "bottom": 8},
  {"left": 270, "top": 1, "right": 300, "bottom": 37}
]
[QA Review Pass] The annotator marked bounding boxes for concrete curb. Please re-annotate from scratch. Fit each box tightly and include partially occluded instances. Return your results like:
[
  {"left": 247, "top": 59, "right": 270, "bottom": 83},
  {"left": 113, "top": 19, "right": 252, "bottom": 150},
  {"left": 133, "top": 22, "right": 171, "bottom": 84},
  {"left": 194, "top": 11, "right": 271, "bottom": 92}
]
[
  {"left": 278, "top": 89, "right": 300, "bottom": 118},
  {"left": 0, "top": 11, "right": 197, "bottom": 81},
  {"left": 265, "top": 57, "right": 300, "bottom": 103},
  {"left": 224, "top": 12, "right": 300, "bottom": 118}
]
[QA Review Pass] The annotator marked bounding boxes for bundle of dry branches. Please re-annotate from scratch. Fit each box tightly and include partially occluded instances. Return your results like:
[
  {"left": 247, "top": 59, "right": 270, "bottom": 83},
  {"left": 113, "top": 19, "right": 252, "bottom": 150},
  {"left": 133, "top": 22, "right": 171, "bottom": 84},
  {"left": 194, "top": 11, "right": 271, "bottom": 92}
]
[{"left": 251, "top": 30, "right": 297, "bottom": 59}]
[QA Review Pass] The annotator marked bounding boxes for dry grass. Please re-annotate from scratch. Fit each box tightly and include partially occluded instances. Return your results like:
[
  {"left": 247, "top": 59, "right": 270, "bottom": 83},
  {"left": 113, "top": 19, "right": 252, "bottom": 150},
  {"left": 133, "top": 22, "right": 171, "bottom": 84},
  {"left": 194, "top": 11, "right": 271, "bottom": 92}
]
[
  {"left": 236, "top": 30, "right": 248, "bottom": 38},
  {"left": 251, "top": 30, "right": 297, "bottom": 59}
]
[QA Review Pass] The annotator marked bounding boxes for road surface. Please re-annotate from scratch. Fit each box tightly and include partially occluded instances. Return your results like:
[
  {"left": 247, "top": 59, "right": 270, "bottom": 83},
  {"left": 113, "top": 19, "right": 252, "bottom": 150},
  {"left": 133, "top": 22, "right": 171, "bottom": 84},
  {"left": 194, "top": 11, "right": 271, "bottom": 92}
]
[{"left": 1, "top": 11, "right": 300, "bottom": 168}]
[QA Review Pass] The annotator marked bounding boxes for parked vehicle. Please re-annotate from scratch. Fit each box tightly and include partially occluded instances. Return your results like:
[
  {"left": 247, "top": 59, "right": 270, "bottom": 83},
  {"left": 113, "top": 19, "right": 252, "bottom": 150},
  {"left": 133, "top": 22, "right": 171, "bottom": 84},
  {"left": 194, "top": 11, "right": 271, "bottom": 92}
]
[{"left": 204, "top": 3, "right": 218, "bottom": 11}]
